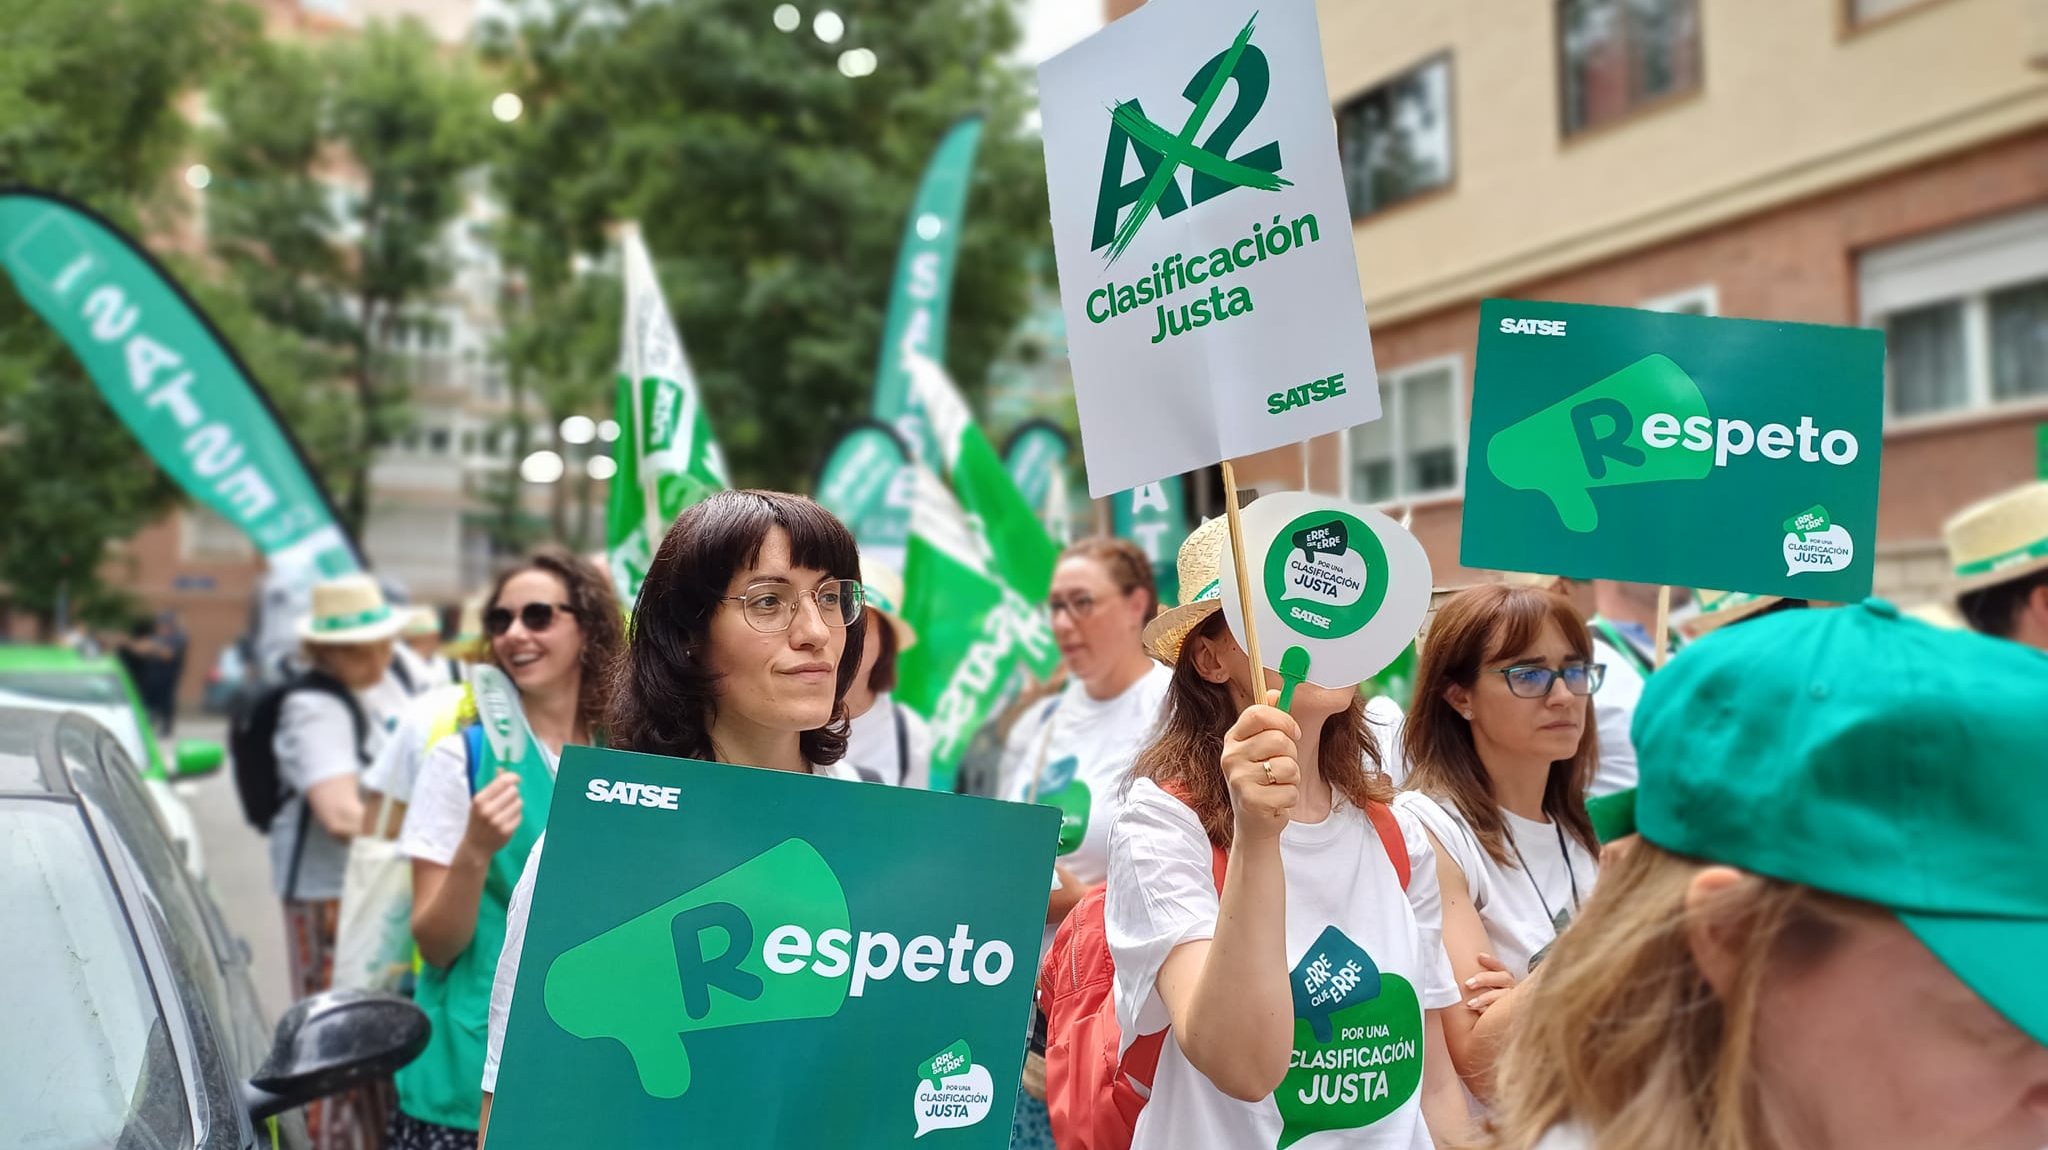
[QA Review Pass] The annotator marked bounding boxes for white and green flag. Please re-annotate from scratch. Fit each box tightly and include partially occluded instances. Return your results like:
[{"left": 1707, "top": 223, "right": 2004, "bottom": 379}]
[
  {"left": 605, "top": 224, "right": 728, "bottom": 606},
  {"left": 895, "top": 356, "right": 1060, "bottom": 790}
]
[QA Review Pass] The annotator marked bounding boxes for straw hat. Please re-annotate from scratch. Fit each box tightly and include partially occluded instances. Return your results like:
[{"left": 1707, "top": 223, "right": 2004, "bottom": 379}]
[
  {"left": 861, "top": 560, "right": 918, "bottom": 652},
  {"left": 447, "top": 594, "right": 488, "bottom": 659},
  {"left": 1142, "top": 515, "right": 1232, "bottom": 665},
  {"left": 1683, "top": 588, "right": 1785, "bottom": 638},
  {"left": 401, "top": 606, "right": 442, "bottom": 639},
  {"left": 1945, "top": 482, "right": 2048, "bottom": 595},
  {"left": 298, "top": 573, "right": 407, "bottom": 644}
]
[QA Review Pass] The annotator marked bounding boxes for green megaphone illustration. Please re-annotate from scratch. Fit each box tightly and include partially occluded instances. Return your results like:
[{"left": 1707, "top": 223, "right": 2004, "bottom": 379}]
[
  {"left": 543, "top": 838, "right": 851, "bottom": 1099},
  {"left": 1485, "top": 353, "right": 1713, "bottom": 533}
]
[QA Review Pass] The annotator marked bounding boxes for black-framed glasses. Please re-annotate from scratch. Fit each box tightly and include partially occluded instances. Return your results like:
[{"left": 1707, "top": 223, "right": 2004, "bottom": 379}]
[
  {"left": 1046, "top": 593, "right": 1100, "bottom": 622},
  {"left": 1489, "top": 662, "right": 1606, "bottom": 699},
  {"left": 720, "top": 579, "right": 864, "bottom": 634},
  {"left": 485, "top": 602, "right": 576, "bottom": 637}
]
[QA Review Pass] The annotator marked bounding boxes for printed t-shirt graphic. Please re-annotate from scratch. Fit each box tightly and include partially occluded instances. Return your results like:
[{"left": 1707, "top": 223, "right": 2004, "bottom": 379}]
[
  {"left": 1001, "top": 664, "right": 1173, "bottom": 954},
  {"left": 1106, "top": 780, "right": 1459, "bottom": 1149}
]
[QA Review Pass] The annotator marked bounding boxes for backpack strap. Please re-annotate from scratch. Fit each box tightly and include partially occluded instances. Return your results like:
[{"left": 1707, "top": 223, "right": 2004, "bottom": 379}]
[
  {"left": 1366, "top": 800, "right": 1410, "bottom": 891},
  {"left": 388, "top": 651, "right": 417, "bottom": 696},
  {"left": 891, "top": 703, "right": 910, "bottom": 787},
  {"left": 463, "top": 723, "right": 486, "bottom": 796}
]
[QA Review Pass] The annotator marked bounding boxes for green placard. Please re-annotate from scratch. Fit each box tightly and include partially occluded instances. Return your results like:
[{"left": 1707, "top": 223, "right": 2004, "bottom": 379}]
[
  {"left": 1462, "top": 301, "right": 1885, "bottom": 600},
  {"left": 1110, "top": 476, "right": 1192, "bottom": 607},
  {"left": 2036, "top": 422, "right": 2047, "bottom": 480},
  {"left": 487, "top": 746, "right": 1058, "bottom": 1149}
]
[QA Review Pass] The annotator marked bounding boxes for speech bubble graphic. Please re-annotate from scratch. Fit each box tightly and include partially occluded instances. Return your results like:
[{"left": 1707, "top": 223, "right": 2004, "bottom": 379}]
[
  {"left": 912, "top": 1063, "right": 995, "bottom": 1138},
  {"left": 1485, "top": 353, "right": 1714, "bottom": 533},
  {"left": 1290, "top": 926, "right": 1383, "bottom": 1045},
  {"left": 1264, "top": 509, "right": 1388, "bottom": 642},
  {"left": 918, "top": 1039, "right": 973, "bottom": 1092},
  {"left": 1277, "top": 930, "right": 1423, "bottom": 1150},
  {"left": 543, "top": 837, "right": 851, "bottom": 1099},
  {"left": 1292, "top": 519, "right": 1349, "bottom": 561},
  {"left": 1029, "top": 755, "right": 1093, "bottom": 857},
  {"left": 1279, "top": 547, "right": 1370, "bottom": 611},
  {"left": 1783, "top": 503, "right": 1831, "bottom": 540},
  {"left": 1784, "top": 523, "right": 1854, "bottom": 576}
]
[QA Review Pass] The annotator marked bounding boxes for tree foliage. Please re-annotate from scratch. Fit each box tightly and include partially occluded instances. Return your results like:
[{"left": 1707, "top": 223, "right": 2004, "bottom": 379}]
[{"left": 483, "top": 0, "right": 1050, "bottom": 492}]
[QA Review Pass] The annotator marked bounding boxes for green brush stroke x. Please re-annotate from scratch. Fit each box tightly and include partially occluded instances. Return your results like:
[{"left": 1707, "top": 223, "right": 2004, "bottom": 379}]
[{"left": 1104, "top": 12, "right": 1291, "bottom": 265}]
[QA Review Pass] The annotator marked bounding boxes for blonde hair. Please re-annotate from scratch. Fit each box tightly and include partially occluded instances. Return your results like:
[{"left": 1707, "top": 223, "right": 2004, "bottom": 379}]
[{"left": 1475, "top": 840, "right": 1879, "bottom": 1150}]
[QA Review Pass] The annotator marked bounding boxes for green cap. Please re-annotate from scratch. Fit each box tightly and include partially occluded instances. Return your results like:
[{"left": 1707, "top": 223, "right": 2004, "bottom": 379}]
[{"left": 1633, "top": 598, "right": 2048, "bottom": 1045}]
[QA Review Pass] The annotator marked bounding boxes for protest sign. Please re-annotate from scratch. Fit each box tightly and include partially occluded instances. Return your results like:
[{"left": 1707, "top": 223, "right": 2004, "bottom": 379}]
[
  {"left": 1112, "top": 476, "right": 1194, "bottom": 606},
  {"left": 1038, "top": 0, "right": 1379, "bottom": 496},
  {"left": 486, "top": 745, "right": 1059, "bottom": 1149},
  {"left": 1003, "top": 420, "right": 1075, "bottom": 543},
  {"left": 1463, "top": 300, "right": 1885, "bottom": 601},
  {"left": 815, "top": 421, "right": 916, "bottom": 573},
  {"left": 1217, "top": 492, "right": 1432, "bottom": 695}
]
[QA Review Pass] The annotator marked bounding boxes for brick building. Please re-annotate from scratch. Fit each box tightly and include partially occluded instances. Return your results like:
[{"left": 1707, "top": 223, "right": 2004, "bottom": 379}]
[{"left": 1104, "top": 0, "right": 2048, "bottom": 605}]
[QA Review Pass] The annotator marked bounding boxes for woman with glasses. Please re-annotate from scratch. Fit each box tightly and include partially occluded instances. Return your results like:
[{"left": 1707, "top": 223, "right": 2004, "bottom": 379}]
[
  {"left": 477, "top": 490, "right": 868, "bottom": 1141},
  {"left": 1394, "top": 584, "right": 1603, "bottom": 1102},
  {"left": 389, "top": 549, "right": 622, "bottom": 1150}
]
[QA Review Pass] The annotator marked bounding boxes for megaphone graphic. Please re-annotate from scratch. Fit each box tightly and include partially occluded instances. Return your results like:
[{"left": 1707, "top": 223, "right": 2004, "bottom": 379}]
[
  {"left": 544, "top": 838, "right": 851, "bottom": 1099},
  {"left": 1485, "top": 353, "right": 1713, "bottom": 533}
]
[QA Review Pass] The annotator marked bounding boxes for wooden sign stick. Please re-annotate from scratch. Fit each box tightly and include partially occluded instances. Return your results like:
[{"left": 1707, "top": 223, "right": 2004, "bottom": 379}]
[{"left": 1221, "top": 459, "right": 1269, "bottom": 700}]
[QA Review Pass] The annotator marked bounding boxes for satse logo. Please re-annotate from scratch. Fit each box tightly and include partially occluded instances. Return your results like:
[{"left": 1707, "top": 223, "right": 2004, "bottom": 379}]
[
  {"left": 1091, "top": 13, "right": 1289, "bottom": 263},
  {"left": 586, "top": 777, "right": 682, "bottom": 810},
  {"left": 1499, "top": 318, "right": 1567, "bottom": 336}
]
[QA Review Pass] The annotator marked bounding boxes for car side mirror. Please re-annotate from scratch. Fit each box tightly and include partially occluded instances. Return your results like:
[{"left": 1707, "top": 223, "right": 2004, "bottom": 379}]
[
  {"left": 244, "top": 990, "right": 429, "bottom": 1121},
  {"left": 172, "top": 739, "right": 225, "bottom": 779}
]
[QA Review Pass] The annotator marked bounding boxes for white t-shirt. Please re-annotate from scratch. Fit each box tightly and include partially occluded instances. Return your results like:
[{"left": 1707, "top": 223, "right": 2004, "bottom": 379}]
[
  {"left": 1106, "top": 779, "right": 1460, "bottom": 1150},
  {"left": 1393, "top": 792, "right": 1598, "bottom": 979},
  {"left": 998, "top": 664, "right": 1173, "bottom": 954},
  {"left": 1589, "top": 633, "right": 1644, "bottom": 797},
  {"left": 1532, "top": 1122, "right": 1593, "bottom": 1150},
  {"left": 480, "top": 758, "right": 865, "bottom": 1094},
  {"left": 842, "top": 694, "right": 935, "bottom": 788},
  {"left": 268, "top": 674, "right": 408, "bottom": 901},
  {"left": 398, "top": 729, "right": 560, "bottom": 868},
  {"left": 1365, "top": 696, "right": 1408, "bottom": 785},
  {"left": 363, "top": 682, "right": 469, "bottom": 805}
]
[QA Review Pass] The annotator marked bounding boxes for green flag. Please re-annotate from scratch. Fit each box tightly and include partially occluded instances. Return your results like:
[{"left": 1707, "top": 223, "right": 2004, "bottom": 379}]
[
  {"left": 1111, "top": 476, "right": 1192, "bottom": 607},
  {"left": 813, "top": 421, "right": 914, "bottom": 573},
  {"left": 818, "top": 118, "right": 984, "bottom": 560},
  {"left": 895, "top": 357, "right": 1060, "bottom": 790},
  {"left": 605, "top": 225, "right": 727, "bottom": 607},
  {"left": 0, "top": 188, "right": 361, "bottom": 583},
  {"left": 1003, "top": 420, "right": 1075, "bottom": 544}
]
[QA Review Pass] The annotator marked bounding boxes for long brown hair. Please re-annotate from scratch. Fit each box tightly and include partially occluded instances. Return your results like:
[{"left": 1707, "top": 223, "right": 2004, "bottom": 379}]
[
  {"left": 485, "top": 548, "right": 623, "bottom": 735},
  {"left": 1478, "top": 842, "right": 1873, "bottom": 1150},
  {"left": 1132, "top": 611, "right": 1392, "bottom": 848},
  {"left": 1402, "top": 584, "right": 1599, "bottom": 865}
]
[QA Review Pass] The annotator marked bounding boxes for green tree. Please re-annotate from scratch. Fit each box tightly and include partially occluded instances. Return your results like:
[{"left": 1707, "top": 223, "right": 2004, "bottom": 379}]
[
  {"left": 207, "top": 18, "right": 490, "bottom": 534},
  {"left": 483, "top": 0, "right": 1049, "bottom": 492},
  {"left": 0, "top": 0, "right": 253, "bottom": 630}
]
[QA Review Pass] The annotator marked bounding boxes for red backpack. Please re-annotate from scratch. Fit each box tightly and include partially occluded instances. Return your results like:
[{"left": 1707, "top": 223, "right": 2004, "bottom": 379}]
[{"left": 1036, "top": 792, "right": 1411, "bottom": 1150}]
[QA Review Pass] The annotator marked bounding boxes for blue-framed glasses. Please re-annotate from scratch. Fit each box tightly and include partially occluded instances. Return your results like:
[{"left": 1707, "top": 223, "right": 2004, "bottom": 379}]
[{"left": 1489, "top": 662, "right": 1606, "bottom": 698}]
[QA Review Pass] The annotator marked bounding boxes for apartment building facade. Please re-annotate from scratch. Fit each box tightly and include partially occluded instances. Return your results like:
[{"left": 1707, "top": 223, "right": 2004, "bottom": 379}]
[{"left": 1105, "top": 0, "right": 2048, "bottom": 605}]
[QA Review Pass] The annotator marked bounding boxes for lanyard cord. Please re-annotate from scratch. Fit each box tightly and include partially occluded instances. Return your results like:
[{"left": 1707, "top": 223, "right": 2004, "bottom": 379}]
[{"left": 1507, "top": 818, "right": 1581, "bottom": 931}]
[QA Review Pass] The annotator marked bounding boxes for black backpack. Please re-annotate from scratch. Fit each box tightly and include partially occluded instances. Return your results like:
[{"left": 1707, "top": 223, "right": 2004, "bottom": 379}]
[{"left": 229, "top": 669, "right": 369, "bottom": 832}]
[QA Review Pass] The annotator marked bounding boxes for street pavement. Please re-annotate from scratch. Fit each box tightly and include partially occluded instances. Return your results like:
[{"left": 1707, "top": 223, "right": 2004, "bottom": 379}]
[{"left": 176, "top": 716, "right": 292, "bottom": 1020}]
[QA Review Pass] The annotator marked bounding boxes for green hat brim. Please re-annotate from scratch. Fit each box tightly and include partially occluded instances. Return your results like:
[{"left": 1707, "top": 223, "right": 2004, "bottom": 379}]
[{"left": 1898, "top": 909, "right": 2048, "bottom": 1047}]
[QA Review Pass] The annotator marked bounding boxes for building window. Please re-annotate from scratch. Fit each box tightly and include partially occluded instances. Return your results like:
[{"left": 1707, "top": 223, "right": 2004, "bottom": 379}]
[
  {"left": 1844, "top": 0, "right": 1935, "bottom": 25},
  {"left": 1641, "top": 284, "right": 1718, "bottom": 316},
  {"left": 180, "top": 507, "right": 253, "bottom": 561},
  {"left": 1336, "top": 54, "right": 1454, "bottom": 220},
  {"left": 1558, "top": 0, "right": 1702, "bottom": 137},
  {"left": 1860, "top": 206, "right": 2048, "bottom": 422},
  {"left": 427, "top": 428, "right": 451, "bottom": 455},
  {"left": 1346, "top": 356, "right": 1464, "bottom": 504}
]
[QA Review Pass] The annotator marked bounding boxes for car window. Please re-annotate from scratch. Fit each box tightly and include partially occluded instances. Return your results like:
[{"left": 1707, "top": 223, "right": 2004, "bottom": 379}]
[
  {"left": 0, "top": 800, "right": 192, "bottom": 1150},
  {"left": 0, "top": 671, "right": 154, "bottom": 771}
]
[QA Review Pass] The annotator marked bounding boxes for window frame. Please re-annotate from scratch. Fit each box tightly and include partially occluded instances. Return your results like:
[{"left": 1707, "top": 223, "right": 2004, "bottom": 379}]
[
  {"left": 1859, "top": 207, "right": 2048, "bottom": 430},
  {"left": 1555, "top": 0, "right": 1705, "bottom": 140},
  {"left": 1342, "top": 353, "right": 1468, "bottom": 509},
  {"left": 1333, "top": 49, "right": 1458, "bottom": 224},
  {"left": 1838, "top": 0, "right": 1966, "bottom": 38},
  {"left": 1640, "top": 283, "right": 1719, "bottom": 316}
]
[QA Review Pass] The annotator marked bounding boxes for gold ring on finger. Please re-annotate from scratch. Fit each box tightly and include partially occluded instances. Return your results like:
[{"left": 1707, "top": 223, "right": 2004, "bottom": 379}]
[{"left": 1260, "top": 761, "right": 1275, "bottom": 785}]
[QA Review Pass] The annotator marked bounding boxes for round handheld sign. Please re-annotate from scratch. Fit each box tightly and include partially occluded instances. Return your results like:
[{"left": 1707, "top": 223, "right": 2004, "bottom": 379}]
[{"left": 1218, "top": 492, "right": 1432, "bottom": 690}]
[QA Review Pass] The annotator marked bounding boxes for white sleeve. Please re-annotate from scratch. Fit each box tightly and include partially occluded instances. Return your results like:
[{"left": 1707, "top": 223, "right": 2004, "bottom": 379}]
[
  {"left": 274, "top": 693, "right": 362, "bottom": 792},
  {"left": 995, "top": 700, "right": 1055, "bottom": 801},
  {"left": 482, "top": 834, "right": 545, "bottom": 1094},
  {"left": 1392, "top": 791, "right": 1492, "bottom": 913},
  {"left": 362, "top": 704, "right": 428, "bottom": 799},
  {"left": 398, "top": 734, "right": 474, "bottom": 866},
  {"left": 1393, "top": 804, "right": 1462, "bottom": 1012},
  {"left": 1591, "top": 647, "right": 1643, "bottom": 796},
  {"left": 1365, "top": 695, "right": 1408, "bottom": 785},
  {"left": 1105, "top": 779, "right": 1218, "bottom": 1054},
  {"left": 902, "top": 710, "right": 934, "bottom": 792}
]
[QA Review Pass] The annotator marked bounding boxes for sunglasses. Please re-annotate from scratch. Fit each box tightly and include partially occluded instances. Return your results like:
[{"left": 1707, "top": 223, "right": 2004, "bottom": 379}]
[
  {"left": 484, "top": 601, "right": 576, "bottom": 637},
  {"left": 1489, "top": 662, "right": 1606, "bottom": 699}
]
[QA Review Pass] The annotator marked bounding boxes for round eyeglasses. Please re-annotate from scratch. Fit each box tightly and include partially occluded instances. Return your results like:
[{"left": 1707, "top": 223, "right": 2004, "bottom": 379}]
[
  {"left": 1489, "top": 662, "right": 1606, "bottom": 698},
  {"left": 719, "top": 579, "right": 865, "bottom": 634}
]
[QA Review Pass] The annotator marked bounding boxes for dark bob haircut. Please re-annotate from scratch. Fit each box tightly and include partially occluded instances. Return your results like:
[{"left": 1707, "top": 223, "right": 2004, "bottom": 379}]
[{"left": 606, "top": 489, "right": 866, "bottom": 766}]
